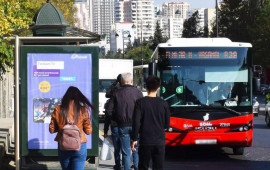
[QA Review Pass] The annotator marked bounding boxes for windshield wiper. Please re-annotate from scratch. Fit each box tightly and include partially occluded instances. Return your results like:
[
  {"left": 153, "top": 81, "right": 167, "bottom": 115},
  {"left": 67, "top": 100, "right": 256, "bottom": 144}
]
[{"left": 221, "top": 106, "right": 241, "bottom": 116}]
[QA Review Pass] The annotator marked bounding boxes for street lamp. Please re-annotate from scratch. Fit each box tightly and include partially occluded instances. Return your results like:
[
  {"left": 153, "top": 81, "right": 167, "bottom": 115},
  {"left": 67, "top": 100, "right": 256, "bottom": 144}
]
[
  {"left": 132, "top": 21, "right": 151, "bottom": 65},
  {"left": 115, "top": 30, "right": 131, "bottom": 59}
]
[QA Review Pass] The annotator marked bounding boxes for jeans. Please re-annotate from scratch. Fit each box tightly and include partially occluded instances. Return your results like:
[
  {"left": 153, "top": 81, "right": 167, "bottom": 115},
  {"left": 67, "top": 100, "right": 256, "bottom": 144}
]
[
  {"left": 58, "top": 142, "right": 87, "bottom": 170},
  {"left": 111, "top": 126, "right": 122, "bottom": 168},
  {"left": 119, "top": 126, "right": 139, "bottom": 170}
]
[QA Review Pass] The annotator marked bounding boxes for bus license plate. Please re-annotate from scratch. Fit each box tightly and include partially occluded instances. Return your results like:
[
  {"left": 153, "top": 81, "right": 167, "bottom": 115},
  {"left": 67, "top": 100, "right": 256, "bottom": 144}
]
[{"left": 195, "top": 139, "right": 217, "bottom": 144}]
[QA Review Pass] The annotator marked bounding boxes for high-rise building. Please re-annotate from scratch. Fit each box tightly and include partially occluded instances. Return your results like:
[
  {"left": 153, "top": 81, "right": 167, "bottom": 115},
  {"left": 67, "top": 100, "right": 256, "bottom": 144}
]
[
  {"left": 155, "top": 1, "right": 189, "bottom": 39},
  {"left": 74, "top": 0, "right": 92, "bottom": 31},
  {"left": 162, "top": 2, "right": 189, "bottom": 19},
  {"left": 131, "top": 0, "right": 155, "bottom": 41},
  {"left": 114, "top": 0, "right": 133, "bottom": 23},
  {"left": 92, "top": 0, "right": 115, "bottom": 43}
]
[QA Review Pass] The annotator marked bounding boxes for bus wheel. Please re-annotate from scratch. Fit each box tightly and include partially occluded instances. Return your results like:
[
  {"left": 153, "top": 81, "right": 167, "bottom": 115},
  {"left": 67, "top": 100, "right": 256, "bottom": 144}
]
[{"left": 233, "top": 147, "right": 244, "bottom": 155}]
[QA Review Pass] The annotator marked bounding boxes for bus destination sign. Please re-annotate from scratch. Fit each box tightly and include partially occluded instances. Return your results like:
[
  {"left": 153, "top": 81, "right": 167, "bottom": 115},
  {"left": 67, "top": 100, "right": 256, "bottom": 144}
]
[{"left": 159, "top": 50, "right": 238, "bottom": 59}]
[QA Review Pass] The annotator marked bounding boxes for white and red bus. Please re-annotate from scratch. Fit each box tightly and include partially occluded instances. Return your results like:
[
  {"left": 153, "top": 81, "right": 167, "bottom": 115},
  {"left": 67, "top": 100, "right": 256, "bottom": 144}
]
[{"left": 150, "top": 38, "right": 253, "bottom": 155}]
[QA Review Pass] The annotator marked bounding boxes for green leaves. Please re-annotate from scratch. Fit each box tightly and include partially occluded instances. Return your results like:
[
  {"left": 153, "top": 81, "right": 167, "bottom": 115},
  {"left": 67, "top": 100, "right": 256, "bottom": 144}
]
[
  {"left": 182, "top": 11, "right": 204, "bottom": 38},
  {"left": 0, "top": 0, "right": 77, "bottom": 78}
]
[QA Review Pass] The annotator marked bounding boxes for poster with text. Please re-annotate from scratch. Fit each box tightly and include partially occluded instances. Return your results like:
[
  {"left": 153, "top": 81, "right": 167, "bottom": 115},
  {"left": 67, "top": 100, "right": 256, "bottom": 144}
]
[{"left": 27, "top": 53, "right": 92, "bottom": 149}]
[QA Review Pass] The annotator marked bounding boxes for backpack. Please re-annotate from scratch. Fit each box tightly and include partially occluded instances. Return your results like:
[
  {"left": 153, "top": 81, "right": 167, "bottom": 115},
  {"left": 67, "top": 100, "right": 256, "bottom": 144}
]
[{"left": 59, "top": 120, "right": 81, "bottom": 151}]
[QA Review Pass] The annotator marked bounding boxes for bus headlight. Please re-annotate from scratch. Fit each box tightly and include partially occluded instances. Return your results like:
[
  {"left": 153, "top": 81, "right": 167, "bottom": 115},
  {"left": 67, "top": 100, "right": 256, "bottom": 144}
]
[
  {"left": 227, "top": 120, "right": 253, "bottom": 132},
  {"left": 239, "top": 127, "right": 243, "bottom": 131}
]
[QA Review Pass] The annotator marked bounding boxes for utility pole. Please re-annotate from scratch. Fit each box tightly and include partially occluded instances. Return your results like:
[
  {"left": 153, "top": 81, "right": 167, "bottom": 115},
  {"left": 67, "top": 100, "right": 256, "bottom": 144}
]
[{"left": 216, "top": 0, "right": 218, "bottom": 37}]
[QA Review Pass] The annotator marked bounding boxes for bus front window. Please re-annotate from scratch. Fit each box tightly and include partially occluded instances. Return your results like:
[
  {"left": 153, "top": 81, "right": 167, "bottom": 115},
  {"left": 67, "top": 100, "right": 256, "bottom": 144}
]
[{"left": 160, "top": 66, "right": 250, "bottom": 107}]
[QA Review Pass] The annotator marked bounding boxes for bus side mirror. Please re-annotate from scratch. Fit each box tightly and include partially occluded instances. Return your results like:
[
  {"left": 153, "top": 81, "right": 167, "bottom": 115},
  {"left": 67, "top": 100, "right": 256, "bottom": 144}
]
[{"left": 148, "top": 62, "right": 157, "bottom": 76}]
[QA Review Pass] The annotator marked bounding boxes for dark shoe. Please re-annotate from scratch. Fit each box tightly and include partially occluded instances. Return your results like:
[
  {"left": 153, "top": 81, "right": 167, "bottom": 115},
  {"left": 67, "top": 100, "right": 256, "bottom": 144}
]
[{"left": 113, "top": 165, "right": 122, "bottom": 170}]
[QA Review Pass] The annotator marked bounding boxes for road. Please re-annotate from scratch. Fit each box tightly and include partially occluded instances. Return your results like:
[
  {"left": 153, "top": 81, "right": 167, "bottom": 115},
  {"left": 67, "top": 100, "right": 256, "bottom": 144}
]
[{"left": 99, "top": 115, "right": 270, "bottom": 170}]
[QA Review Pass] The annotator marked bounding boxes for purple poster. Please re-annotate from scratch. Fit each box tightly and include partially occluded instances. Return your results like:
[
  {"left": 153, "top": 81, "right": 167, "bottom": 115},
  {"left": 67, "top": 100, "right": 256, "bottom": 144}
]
[{"left": 27, "top": 53, "right": 92, "bottom": 149}]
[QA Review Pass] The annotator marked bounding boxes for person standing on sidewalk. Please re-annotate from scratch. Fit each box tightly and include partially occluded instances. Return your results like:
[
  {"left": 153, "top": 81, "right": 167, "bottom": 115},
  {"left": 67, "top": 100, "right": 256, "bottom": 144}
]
[
  {"left": 104, "top": 74, "right": 123, "bottom": 170},
  {"left": 107, "top": 72, "right": 143, "bottom": 170},
  {"left": 49, "top": 86, "right": 94, "bottom": 170},
  {"left": 131, "top": 76, "right": 170, "bottom": 170}
]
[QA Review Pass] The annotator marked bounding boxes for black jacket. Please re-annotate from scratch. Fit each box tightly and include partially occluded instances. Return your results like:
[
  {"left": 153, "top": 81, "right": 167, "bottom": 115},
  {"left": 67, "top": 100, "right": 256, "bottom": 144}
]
[
  {"left": 107, "top": 85, "right": 143, "bottom": 127},
  {"left": 132, "top": 97, "right": 170, "bottom": 145}
]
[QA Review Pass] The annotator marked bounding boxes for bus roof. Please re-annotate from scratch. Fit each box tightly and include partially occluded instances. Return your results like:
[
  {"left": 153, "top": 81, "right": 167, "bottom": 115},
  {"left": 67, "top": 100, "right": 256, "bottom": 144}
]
[{"left": 158, "top": 38, "right": 252, "bottom": 48}]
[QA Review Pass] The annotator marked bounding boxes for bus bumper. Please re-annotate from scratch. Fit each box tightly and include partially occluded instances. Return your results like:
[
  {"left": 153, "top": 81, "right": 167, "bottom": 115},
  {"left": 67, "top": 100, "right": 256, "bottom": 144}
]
[{"left": 165, "top": 130, "right": 253, "bottom": 147}]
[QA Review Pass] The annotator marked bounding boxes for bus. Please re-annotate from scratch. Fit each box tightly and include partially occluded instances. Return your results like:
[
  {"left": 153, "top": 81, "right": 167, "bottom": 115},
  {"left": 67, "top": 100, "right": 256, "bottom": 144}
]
[
  {"left": 133, "top": 64, "right": 148, "bottom": 96},
  {"left": 150, "top": 38, "right": 253, "bottom": 155}
]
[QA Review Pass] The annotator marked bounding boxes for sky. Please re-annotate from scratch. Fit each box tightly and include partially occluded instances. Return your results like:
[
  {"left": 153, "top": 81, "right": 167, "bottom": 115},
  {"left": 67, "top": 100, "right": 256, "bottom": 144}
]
[{"left": 154, "top": 0, "right": 216, "bottom": 8}]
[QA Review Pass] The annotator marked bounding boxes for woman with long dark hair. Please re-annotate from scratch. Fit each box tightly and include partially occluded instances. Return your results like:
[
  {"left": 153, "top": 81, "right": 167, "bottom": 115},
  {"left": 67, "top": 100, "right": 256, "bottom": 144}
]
[{"left": 49, "top": 86, "right": 94, "bottom": 170}]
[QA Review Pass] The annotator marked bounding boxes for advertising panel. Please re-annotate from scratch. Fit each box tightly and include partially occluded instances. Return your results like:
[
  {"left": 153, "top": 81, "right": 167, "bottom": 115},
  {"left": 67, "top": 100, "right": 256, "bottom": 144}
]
[{"left": 27, "top": 53, "right": 92, "bottom": 149}]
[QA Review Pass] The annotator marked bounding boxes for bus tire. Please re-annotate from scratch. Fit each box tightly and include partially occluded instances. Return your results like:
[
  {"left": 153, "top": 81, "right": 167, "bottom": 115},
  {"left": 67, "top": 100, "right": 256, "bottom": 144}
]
[{"left": 233, "top": 147, "right": 244, "bottom": 155}]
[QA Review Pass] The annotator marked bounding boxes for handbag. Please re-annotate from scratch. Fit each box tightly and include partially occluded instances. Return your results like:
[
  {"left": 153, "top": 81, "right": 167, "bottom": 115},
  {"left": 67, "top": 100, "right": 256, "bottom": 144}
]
[{"left": 100, "top": 138, "right": 112, "bottom": 160}]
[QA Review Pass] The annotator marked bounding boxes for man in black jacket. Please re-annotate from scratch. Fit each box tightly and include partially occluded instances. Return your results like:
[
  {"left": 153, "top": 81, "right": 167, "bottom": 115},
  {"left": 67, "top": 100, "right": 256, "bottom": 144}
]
[
  {"left": 107, "top": 72, "right": 143, "bottom": 170},
  {"left": 131, "top": 76, "right": 170, "bottom": 170}
]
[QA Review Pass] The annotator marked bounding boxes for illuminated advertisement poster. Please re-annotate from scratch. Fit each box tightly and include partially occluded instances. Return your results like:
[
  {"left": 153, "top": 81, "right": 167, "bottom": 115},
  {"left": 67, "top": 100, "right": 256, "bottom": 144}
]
[{"left": 27, "top": 53, "right": 92, "bottom": 149}]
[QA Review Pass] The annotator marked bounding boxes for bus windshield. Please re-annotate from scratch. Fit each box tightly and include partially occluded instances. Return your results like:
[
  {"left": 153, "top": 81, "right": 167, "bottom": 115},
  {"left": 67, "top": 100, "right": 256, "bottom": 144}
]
[{"left": 158, "top": 47, "right": 251, "bottom": 107}]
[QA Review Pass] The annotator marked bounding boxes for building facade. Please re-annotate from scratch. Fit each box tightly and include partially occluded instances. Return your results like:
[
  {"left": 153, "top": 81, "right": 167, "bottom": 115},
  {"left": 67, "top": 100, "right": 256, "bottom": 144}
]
[
  {"left": 162, "top": 2, "right": 189, "bottom": 19},
  {"left": 131, "top": 0, "right": 155, "bottom": 42},
  {"left": 110, "top": 22, "right": 136, "bottom": 55},
  {"left": 92, "top": 0, "right": 115, "bottom": 43},
  {"left": 74, "top": 0, "right": 92, "bottom": 31},
  {"left": 204, "top": 8, "right": 216, "bottom": 35}
]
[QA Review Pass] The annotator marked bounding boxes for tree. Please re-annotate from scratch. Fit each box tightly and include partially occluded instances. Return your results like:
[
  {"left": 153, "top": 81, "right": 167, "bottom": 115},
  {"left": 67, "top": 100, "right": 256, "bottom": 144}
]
[
  {"left": 0, "top": 0, "right": 32, "bottom": 77},
  {"left": 182, "top": 11, "right": 203, "bottom": 38},
  {"left": 125, "top": 44, "right": 153, "bottom": 65},
  {"left": 0, "top": 0, "right": 77, "bottom": 78},
  {"left": 210, "top": 0, "right": 252, "bottom": 42},
  {"left": 150, "top": 21, "right": 166, "bottom": 50},
  {"left": 211, "top": 0, "right": 270, "bottom": 67},
  {"left": 115, "top": 49, "right": 123, "bottom": 59},
  {"left": 104, "top": 50, "right": 114, "bottom": 59},
  {"left": 250, "top": 0, "right": 270, "bottom": 67}
]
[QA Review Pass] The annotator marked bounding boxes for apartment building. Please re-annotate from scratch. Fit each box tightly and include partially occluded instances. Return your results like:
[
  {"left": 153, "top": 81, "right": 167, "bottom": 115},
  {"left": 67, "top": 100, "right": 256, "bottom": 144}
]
[
  {"left": 131, "top": 0, "right": 155, "bottom": 41},
  {"left": 74, "top": 0, "right": 92, "bottom": 31},
  {"left": 162, "top": 2, "right": 189, "bottom": 19},
  {"left": 115, "top": 0, "right": 133, "bottom": 23},
  {"left": 92, "top": 0, "right": 115, "bottom": 43},
  {"left": 204, "top": 8, "right": 216, "bottom": 35}
]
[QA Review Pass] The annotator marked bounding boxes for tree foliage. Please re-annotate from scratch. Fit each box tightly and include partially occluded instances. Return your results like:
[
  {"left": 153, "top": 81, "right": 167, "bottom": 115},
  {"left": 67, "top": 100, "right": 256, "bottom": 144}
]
[
  {"left": 182, "top": 11, "right": 204, "bottom": 38},
  {"left": 0, "top": 0, "right": 32, "bottom": 77},
  {"left": 150, "top": 21, "right": 167, "bottom": 50},
  {"left": 211, "top": 0, "right": 270, "bottom": 67},
  {"left": 0, "top": 0, "right": 77, "bottom": 78},
  {"left": 211, "top": 0, "right": 252, "bottom": 42},
  {"left": 125, "top": 45, "right": 153, "bottom": 66},
  {"left": 250, "top": 0, "right": 270, "bottom": 67}
]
